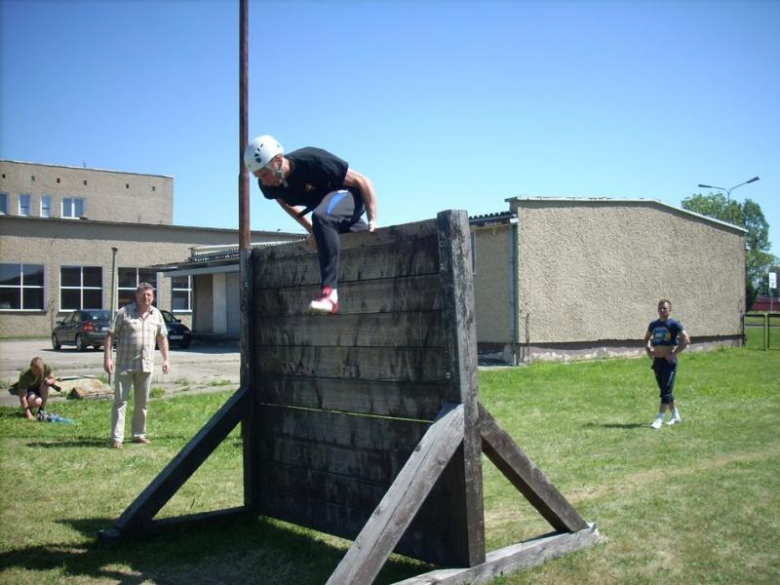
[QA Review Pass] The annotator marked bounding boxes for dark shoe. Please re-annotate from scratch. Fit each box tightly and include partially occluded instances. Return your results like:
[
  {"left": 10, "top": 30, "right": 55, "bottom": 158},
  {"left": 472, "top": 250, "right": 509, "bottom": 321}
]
[{"left": 36, "top": 409, "right": 48, "bottom": 422}]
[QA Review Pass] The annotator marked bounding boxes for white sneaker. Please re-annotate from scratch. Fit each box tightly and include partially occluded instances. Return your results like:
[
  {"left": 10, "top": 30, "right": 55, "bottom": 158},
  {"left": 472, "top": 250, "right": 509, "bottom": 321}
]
[
  {"left": 651, "top": 418, "right": 663, "bottom": 429},
  {"left": 309, "top": 287, "right": 339, "bottom": 314},
  {"left": 666, "top": 416, "right": 682, "bottom": 426}
]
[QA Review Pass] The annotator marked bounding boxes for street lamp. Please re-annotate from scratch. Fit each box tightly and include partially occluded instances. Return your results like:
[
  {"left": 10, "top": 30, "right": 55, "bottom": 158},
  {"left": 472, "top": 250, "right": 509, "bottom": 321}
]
[{"left": 698, "top": 176, "right": 760, "bottom": 201}]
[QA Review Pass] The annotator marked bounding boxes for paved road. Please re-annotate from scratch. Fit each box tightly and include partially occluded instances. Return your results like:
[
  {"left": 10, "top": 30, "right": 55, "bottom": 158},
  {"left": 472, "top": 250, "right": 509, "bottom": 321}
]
[{"left": 1, "top": 338, "right": 242, "bottom": 407}]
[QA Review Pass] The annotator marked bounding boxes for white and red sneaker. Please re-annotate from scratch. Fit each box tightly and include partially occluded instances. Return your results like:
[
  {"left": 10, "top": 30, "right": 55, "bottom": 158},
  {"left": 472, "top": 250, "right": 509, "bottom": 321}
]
[{"left": 309, "top": 286, "right": 339, "bottom": 314}]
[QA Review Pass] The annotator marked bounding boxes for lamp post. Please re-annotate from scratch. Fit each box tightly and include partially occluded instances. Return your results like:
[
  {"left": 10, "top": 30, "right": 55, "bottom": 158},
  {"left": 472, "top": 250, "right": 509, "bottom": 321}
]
[{"left": 698, "top": 176, "right": 760, "bottom": 201}]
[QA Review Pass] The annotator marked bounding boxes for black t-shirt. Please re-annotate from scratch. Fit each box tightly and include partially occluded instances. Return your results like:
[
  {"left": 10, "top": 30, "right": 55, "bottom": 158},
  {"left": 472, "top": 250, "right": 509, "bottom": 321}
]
[
  {"left": 648, "top": 318, "right": 684, "bottom": 347},
  {"left": 259, "top": 147, "right": 351, "bottom": 210}
]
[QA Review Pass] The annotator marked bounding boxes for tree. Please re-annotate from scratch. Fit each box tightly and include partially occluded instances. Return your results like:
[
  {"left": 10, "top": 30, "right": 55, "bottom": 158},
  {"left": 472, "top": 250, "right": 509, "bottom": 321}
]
[{"left": 681, "top": 193, "right": 774, "bottom": 310}]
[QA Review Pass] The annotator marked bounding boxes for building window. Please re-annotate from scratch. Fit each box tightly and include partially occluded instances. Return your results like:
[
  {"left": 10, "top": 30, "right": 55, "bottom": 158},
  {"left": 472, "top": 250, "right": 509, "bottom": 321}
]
[
  {"left": 62, "top": 197, "right": 85, "bottom": 219},
  {"left": 171, "top": 275, "right": 192, "bottom": 312},
  {"left": 117, "top": 267, "right": 157, "bottom": 308},
  {"left": 61, "top": 266, "right": 103, "bottom": 310},
  {"left": 0, "top": 264, "right": 45, "bottom": 310},
  {"left": 0, "top": 193, "right": 7, "bottom": 215},
  {"left": 41, "top": 195, "right": 52, "bottom": 218},
  {"left": 19, "top": 194, "right": 32, "bottom": 216}
]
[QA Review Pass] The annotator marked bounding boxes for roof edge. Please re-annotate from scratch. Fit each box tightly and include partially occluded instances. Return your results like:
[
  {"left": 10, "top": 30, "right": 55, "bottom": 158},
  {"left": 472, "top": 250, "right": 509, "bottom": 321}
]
[{"left": 505, "top": 196, "right": 748, "bottom": 234}]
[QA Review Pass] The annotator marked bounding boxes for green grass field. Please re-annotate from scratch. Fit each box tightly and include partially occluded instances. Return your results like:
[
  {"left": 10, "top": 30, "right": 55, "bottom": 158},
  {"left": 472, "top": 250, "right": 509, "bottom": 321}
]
[
  {"left": 1, "top": 347, "right": 778, "bottom": 584},
  {"left": 744, "top": 313, "right": 780, "bottom": 350}
]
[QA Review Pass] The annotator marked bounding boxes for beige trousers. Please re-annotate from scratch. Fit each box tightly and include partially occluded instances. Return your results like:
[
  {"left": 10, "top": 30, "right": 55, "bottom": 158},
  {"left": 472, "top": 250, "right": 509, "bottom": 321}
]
[{"left": 111, "top": 370, "right": 152, "bottom": 442}]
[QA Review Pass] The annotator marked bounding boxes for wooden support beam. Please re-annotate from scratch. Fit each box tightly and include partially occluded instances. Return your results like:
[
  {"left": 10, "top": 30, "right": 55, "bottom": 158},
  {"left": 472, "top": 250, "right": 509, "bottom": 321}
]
[
  {"left": 326, "top": 403, "right": 465, "bottom": 585},
  {"left": 437, "top": 210, "right": 485, "bottom": 566},
  {"left": 390, "top": 524, "right": 599, "bottom": 585},
  {"left": 99, "top": 507, "right": 248, "bottom": 544},
  {"left": 110, "top": 386, "right": 250, "bottom": 535},
  {"left": 478, "top": 403, "right": 588, "bottom": 533}
]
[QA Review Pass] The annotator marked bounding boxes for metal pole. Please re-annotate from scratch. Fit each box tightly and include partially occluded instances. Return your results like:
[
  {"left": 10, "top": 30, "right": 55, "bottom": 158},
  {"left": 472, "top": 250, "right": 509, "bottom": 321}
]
[
  {"left": 110, "top": 246, "right": 118, "bottom": 387},
  {"left": 239, "top": 0, "right": 250, "bottom": 388},
  {"left": 239, "top": 0, "right": 250, "bottom": 251},
  {"left": 238, "top": 0, "right": 257, "bottom": 512}
]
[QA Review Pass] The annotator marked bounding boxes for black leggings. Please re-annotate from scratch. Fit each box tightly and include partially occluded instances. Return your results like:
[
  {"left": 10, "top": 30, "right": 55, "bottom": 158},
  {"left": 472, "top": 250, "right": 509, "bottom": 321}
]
[
  {"left": 311, "top": 190, "right": 368, "bottom": 289},
  {"left": 652, "top": 358, "right": 677, "bottom": 404}
]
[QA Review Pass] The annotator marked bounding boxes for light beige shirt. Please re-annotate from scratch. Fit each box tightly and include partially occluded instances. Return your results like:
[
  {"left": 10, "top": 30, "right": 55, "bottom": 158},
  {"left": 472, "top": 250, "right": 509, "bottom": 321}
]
[{"left": 110, "top": 303, "right": 167, "bottom": 373}]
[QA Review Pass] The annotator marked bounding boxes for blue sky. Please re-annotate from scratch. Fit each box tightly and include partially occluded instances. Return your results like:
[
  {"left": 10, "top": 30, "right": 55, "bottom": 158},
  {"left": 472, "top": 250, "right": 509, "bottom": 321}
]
[{"left": 2, "top": 0, "right": 778, "bottom": 258}]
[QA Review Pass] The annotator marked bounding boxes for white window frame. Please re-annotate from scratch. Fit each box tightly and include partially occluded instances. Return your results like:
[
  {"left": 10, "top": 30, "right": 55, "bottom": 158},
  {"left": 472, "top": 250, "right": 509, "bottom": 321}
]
[
  {"left": 19, "top": 194, "right": 32, "bottom": 216},
  {"left": 171, "top": 275, "right": 193, "bottom": 312},
  {"left": 41, "top": 195, "right": 52, "bottom": 218},
  {"left": 0, "top": 263, "right": 46, "bottom": 311},
  {"left": 62, "top": 197, "right": 85, "bottom": 219},
  {"left": 60, "top": 266, "right": 103, "bottom": 310}
]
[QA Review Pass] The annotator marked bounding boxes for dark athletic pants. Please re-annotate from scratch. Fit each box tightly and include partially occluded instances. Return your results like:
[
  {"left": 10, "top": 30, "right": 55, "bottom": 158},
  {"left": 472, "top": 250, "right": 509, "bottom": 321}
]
[
  {"left": 652, "top": 358, "right": 677, "bottom": 404},
  {"left": 311, "top": 190, "right": 368, "bottom": 289}
]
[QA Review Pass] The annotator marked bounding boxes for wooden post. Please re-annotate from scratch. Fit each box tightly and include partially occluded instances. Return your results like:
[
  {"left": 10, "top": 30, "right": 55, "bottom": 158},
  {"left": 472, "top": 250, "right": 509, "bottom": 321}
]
[{"left": 437, "top": 210, "right": 486, "bottom": 566}]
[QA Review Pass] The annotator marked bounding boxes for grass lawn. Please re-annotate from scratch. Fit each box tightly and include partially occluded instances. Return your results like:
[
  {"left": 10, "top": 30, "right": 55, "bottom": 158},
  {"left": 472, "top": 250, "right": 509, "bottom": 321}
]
[{"left": 1, "top": 347, "right": 778, "bottom": 584}]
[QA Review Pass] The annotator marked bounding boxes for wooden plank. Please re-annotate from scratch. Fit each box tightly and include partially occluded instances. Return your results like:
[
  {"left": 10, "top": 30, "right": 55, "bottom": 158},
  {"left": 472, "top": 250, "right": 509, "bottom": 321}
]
[
  {"left": 479, "top": 403, "right": 589, "bottom": 532},
  {"left": 258, "top": 375, "right": 448, "bottom": 420},
  {"left": 99, "top": 507, "right": 249, "bottom": 544},
  {"left": 254, "top": 273, "right": 444, "bottom": 317},
  {"left": 259, "top": 433, "right": 413, "bottom": 485},
  {"left": 114, "top": 386, "right": 249, "bottom": 533},
  {"left": 258, "top": 462, "right": 455, "bottom": 526},
  {"left": 325, "top": 403, "right": 465, "bottom": 585},
  {"left": 437, "top": 210, "right": 485, "bottom": 566},
  {"left": 391, "top": 524, "right": 600, "bottom": 585},
  {"left": 253, "top": 233, "right": 439, "bottom": 289},
  {"left": 254, "top": 218, "right": 439, "bottom": 262},
  {"left": 256, "top": 311, "right": 447, "bottom": 348},
  {"left": 261, "top": 487, "right": 459, "bottom": 565},
  {"left": 257, "top": 405, "right": 428, "bottom": 452},
  {"left": 255, "top": 346, "right": 449, "bottom": 384}
]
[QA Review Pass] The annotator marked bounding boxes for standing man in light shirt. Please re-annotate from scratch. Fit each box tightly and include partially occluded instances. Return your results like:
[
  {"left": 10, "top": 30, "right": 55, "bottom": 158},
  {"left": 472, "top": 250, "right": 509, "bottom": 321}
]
[{"left": 104, "top": 282, "right": 169, "bottom": 449}]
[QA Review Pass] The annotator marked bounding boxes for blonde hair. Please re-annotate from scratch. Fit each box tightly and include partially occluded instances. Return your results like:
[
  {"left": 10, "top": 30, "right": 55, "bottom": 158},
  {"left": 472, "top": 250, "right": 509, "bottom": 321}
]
[{"left": 30, "top": 357, "right": 44, "bottom": 373}]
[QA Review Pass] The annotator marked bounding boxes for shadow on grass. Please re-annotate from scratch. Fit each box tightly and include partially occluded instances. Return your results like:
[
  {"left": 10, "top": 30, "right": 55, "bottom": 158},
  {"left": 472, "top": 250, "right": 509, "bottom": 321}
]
[
  {"left": 0, "top": 515, "right": 429, "bottom": 584},
  {"left": 583, "top": 422, "right": 647, "bottom": 430},
  {"left": 25, "top": 438, "right": 109, "bottom": 448}
]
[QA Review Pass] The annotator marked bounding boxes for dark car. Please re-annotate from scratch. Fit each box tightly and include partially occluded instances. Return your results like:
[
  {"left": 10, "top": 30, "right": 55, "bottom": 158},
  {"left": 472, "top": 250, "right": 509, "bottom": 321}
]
[
  {"left": 161, "top": 309, "right": 192, "bottom": 349},
  {"left": 52, "top": 310, "right": 112, "bottom": 351}
]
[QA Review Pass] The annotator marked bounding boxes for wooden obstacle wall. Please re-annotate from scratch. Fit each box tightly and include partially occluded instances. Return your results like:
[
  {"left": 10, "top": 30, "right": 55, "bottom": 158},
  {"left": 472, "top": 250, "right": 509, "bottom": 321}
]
[
  {"left": 101, "top": 210, "right": 597, "bottom": 584},
  {"left": 248, "top": 210, "right": 484, "bottom": 566}
]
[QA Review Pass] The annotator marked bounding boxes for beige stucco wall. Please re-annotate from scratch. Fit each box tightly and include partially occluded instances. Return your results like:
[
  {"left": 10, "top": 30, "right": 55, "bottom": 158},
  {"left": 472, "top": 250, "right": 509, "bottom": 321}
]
[
  {"left": 1, "top": 160, "right": 173, "bottom": 225},
  {"left": 0, "top": 215, "right": 297, "bottom": 337},
  {"left": 472, "top": 225, "right": 513, "bottom": 344},
  {"left": 509, "top": 199, "right": 746, "bottom": 351}
]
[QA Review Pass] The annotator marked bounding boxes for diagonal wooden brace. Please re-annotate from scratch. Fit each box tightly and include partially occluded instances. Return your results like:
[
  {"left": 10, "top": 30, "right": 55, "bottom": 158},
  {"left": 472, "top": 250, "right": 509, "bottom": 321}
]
[
  {"left": 111, "top": 386, "right": 250, "bottom": 534},
  {"left": 478, "top": 403, "right": 588, "bottom": 533},
  {"left": 326, "top": 402, "right": 465, "bottom": 585}
]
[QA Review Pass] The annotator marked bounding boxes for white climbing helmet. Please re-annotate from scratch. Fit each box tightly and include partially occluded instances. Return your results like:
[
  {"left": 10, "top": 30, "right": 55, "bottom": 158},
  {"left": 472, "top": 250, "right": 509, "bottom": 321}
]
[{"left": 244, "top": 135, "right": 283, "bottom": 173}]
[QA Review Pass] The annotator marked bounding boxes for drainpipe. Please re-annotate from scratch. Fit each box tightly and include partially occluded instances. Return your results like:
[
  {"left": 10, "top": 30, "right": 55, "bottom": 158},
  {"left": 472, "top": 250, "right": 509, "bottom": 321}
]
[{"left": 110, "top": 246, "right": 118, "bottom": 315}]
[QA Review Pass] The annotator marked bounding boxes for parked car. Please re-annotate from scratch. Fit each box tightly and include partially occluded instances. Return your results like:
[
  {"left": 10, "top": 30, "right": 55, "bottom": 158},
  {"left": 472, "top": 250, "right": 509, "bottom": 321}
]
[
  {"left": 51, "top": 310, "right": 112, "bottom": 351},
  {"left": 161, "top": 309, "right": 192, "bottom": 349}
]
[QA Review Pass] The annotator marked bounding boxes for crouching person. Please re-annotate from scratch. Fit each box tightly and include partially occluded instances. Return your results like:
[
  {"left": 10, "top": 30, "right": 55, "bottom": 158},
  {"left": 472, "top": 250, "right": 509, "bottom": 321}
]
[{"left": 18, "top": 357, "right": 56, "bottom": 421}]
